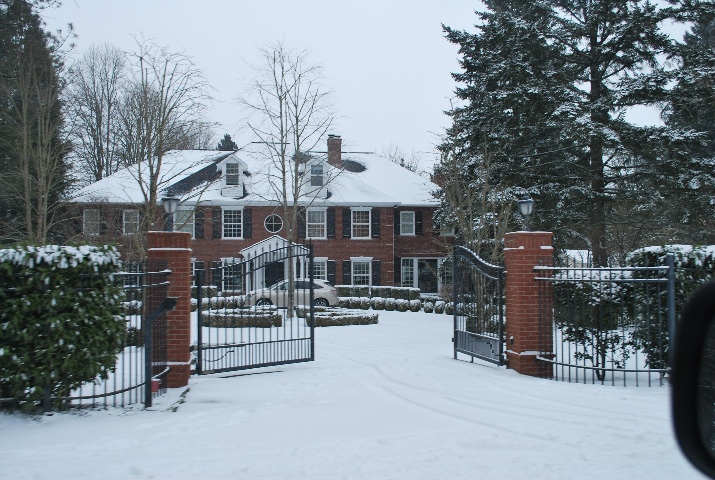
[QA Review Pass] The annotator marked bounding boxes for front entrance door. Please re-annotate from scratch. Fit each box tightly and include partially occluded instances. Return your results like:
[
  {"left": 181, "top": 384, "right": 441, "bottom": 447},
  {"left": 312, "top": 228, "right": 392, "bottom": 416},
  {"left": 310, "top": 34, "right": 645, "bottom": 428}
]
[
  {"left": 418, "top": 259, "right": 439, "bottom": 294},
  {"left": 265, "top": 261, "right": 283, "bottom": 288}
]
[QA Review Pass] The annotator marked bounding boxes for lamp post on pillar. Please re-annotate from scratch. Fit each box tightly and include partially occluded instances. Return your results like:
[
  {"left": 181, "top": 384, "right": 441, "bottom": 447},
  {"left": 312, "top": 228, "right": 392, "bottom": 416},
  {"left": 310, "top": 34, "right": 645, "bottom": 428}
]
[
  {"left": 161, "top": 191, "right": 180, "bottom": 232},
  {"left": 517, "top": 195, "right": 535, "bottom": 231}
]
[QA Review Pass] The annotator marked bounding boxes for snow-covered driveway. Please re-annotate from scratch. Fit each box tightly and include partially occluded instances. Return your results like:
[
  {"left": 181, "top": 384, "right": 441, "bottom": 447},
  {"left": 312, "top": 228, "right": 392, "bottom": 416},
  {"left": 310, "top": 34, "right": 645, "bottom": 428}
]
[{"left": 0, "top": 311, "right": 704, "bottom": 479}]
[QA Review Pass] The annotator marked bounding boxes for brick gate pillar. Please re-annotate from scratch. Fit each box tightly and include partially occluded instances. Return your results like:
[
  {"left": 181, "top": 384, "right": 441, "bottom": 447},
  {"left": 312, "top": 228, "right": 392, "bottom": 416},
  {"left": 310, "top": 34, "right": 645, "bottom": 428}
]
[
  {"left": 146, "top": 231, "right": 192, "bottom": 388},
  {"left": 503, "top": 231, "right": 554, "bottom": 377}
]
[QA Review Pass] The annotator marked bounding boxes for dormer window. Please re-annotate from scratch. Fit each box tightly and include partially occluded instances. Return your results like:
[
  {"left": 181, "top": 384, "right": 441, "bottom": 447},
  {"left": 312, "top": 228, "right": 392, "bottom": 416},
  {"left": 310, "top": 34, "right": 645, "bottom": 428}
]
[
  {"left": 310, "top": 162, "right": 324, "bottom": 187},
  {"left": 225, "top": 162, "right": 239, "bottom": 186}
]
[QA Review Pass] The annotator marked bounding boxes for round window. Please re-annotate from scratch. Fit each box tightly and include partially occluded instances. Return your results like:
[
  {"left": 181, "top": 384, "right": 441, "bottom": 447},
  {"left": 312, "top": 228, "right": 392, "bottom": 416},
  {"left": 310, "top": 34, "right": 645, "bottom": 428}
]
[{"left": 264, "top": 214, "right": 283, "bottom": 233}]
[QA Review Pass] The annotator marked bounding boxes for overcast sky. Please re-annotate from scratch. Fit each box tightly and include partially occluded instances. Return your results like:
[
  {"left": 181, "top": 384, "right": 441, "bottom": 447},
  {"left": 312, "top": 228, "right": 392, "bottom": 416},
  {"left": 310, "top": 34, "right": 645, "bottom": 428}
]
[{"left": 41, "top": 0, "right": 484, "bottom": 165}]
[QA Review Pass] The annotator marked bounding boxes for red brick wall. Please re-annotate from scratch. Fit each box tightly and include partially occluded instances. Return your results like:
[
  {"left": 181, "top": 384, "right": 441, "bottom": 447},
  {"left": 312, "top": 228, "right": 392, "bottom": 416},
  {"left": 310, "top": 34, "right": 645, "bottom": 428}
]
[
  {"left": 146, "top": 231, "right": 192, "bottom": 388},
  {"left": 503, "top": 231, "right": 554, "bottom": 378}
]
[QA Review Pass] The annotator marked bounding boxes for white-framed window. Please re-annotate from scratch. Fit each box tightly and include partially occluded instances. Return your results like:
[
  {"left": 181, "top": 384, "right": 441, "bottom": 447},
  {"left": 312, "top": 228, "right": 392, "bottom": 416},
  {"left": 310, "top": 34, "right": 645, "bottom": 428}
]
[
  {"left": 223, "top": 208, "right": 243, "bottom": 238},
  {"left": 351, "top": 257, "right": 372, "bottom": 286},
  {"left": 123, "top": 210, "right": 140, "bottom": 236},
  {"left": 83, "top": 209, "right": 100, "bottom": 236},
  {"left": 306, "top": 208, "right": 326, "bottom": 239},
  {"left": 312, "top": 257, "right": 328, "bottom": 281},
  {"left": 441, "top": 224, "right": 456, "bottom": 236},
  {"left": 225, "top": 162, "right": 239, "bottom": 186},
  {"left": 310, "top": 162, "right": 324, "bottom": 187},
  {"left": 222, "top": 257, "right": 243, "bottom": 292},
  {"left": 264, "top": 214, "right": 283, "bottom": 233},
  {"left": 401, "top": 258, "right": 415, "bottom": 287},
  {"left": 400, "top": 211, "right": 415, "bottom": 236},
  {"left": 351, "top": 208, "right": 371, "bottom": 238},
  {"left": 174, "top": 208, "right": 195, "bottom": 237}
]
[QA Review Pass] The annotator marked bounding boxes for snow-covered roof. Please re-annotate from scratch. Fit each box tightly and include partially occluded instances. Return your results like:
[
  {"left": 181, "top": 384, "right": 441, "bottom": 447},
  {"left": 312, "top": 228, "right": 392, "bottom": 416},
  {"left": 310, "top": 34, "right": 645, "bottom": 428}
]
[{"left": 71, "top": 149, "right": 439, "bottom": 208}]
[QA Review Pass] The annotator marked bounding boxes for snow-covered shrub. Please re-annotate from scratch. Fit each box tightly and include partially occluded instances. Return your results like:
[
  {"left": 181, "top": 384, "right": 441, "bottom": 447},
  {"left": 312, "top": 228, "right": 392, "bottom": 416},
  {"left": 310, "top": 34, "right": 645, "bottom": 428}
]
[
  {"left": 338, "top": 297, "right": 351, "bottom": 308},
  {"left": 371, "top": 297, "right": 385, "bottom": 310},
  {"left": 423, "top": 301, "right": 434, "bottom": 313},
  {"left": 359, "top": 297, "right": 371, "bottom": 310},
  {"left": 384, "top": 298, "right": 396, "bottom": 311},
  {"left": 0, "top": 245, "right": 124, "bottom": 410},
  {"left": 409, "top": 299, "right": 421, "bottom": 312},
  {"left": 434, "top": 301, "right": 446, "bottom": 314},
  {"left": 445, "top": 302, "right": 454, "bottom": 315},
  {"left": 626, "top": 245, "right": 715, "bottom": 370},
  {"left": 395, "top": 299, "right": 409, "bottom": 312}
]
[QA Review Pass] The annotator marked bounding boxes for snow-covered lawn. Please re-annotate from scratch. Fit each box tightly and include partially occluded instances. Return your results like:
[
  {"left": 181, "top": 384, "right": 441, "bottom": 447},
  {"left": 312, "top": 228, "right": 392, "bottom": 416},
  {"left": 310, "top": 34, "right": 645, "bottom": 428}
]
[{"left": 0, "top": 310, "right": 704, "bottom": 479}]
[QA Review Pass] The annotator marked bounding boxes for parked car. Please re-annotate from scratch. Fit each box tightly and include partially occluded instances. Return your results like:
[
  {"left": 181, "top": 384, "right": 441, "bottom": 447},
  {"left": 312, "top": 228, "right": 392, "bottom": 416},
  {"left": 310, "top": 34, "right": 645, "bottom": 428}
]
[
  {"left": 672, "top": 281, "right": 715, "bottom": 479},
  {"left": 244, "top": 279, "right": 339, "bottom": 308}
]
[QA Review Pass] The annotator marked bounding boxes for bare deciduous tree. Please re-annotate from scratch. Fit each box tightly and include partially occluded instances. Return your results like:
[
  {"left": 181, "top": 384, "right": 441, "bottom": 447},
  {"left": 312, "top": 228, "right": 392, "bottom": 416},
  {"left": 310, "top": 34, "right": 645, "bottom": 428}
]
[
  {"left": 239, "top": 42, "right": 336, "bottom": 310},
  {"left": 65, "top": 43, "right": 126, "bottom": 185},
  {"left": 381, "top": 143, "right": 424, "bottom": 175},
  {"left": 117, "top": 40, "right": 211, "bottom": 243}
]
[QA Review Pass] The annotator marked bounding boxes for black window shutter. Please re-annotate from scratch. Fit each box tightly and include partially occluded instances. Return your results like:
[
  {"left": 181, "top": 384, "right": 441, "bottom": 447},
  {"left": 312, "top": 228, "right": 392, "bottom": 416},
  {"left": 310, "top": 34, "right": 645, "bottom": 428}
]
[
  {"left": 394, "top": 210, "right": 400, "bottom": 236},
  {"left": 212, "top": 260, "right": 222, "bottom": 289},
  {"left": 371, "top": 209, "right": 380, "bottom": 238},
  {"left": 298, "top": 208, "right": 306, "bottom": 239},
  {"left": 243, "top": 208, "right": 252, "bottom": 238},
  {"left": 194, "top": 208, "right": 204, "bottom": 239},
  {"left": 342, "top": 260, "right": 351, "bottom": 285},
  {"left": 342, "top": 208, "right": 351, "bottom": 238},
  {"left": 327, "top": 260, "right": 336, "bottom": 285},
  {"left": 327, "top": 208, "right": 336, "bottom": 238},
  {"left": 415, "top": 211, "right": 423, "bottom": 236},
  {"left": 372, "top": 260, "right": 381, "bottom": 286},
  {"left": 394, "top": 257, "right": 401, "bottom": 285},
  {"left": 212, "top": 207, "right": 222, "bottom": 238}
]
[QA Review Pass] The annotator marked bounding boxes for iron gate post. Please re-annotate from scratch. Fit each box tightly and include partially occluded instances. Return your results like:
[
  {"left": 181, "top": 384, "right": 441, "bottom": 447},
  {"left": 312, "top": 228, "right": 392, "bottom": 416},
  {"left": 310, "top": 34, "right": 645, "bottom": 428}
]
[
  {"left": 666, "top": 253, "right": 676, "bottom": 371},
  {"left": 452, "top": 248, "right": 459, "bottom": 360},
  {"left": 196, "top": 268, "right": 204, "bottom": 375}
]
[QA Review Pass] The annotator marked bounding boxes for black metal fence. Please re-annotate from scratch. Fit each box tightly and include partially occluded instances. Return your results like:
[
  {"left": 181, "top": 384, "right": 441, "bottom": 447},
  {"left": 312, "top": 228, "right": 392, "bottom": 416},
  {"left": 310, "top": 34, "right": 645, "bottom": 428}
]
[
  {"left": 534, "top": 255, "right": 676, "bottom": 386},
  {"left": 193, "top": 243, "right": 316, "bottom": 375},
  {"left": 64, "top": 265, "right": 172, "bottom": 409},
  {"left": 452, "top": 246, "right": 505, "bottom": 365}
]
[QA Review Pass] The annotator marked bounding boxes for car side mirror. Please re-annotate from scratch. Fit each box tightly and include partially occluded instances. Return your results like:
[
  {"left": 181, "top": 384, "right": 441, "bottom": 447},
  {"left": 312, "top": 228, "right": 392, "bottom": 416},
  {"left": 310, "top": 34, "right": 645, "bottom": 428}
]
[{"left": 672, "top": 281, "right": 715, "bottom": 479}]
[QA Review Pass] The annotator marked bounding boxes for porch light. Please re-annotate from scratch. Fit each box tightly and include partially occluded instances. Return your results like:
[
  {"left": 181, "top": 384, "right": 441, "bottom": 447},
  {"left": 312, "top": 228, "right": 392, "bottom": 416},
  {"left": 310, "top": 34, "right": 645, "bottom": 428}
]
[
  {"left": 517, "top": 195, "right": 535, "bottom": 231},
  {"left": 161, "top": 191, "right": 180, "bottom": 232}
]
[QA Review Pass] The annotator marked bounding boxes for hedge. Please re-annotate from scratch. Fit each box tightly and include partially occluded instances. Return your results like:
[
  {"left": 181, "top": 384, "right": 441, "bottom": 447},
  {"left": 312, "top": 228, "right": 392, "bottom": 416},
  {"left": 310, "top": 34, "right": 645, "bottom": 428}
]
[{"left": 0, "top": 245, "right": 124, "bottom": 410}]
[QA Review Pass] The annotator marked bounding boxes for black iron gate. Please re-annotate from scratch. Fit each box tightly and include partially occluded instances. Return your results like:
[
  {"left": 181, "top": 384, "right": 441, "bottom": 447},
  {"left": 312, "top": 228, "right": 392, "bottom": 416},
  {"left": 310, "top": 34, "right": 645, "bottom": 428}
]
[
  {"left": 452, "top": 246, "right": 505, "bottom": 365},
  {"left": 194, "top": 243, "right": 315, "bottom": 374}
]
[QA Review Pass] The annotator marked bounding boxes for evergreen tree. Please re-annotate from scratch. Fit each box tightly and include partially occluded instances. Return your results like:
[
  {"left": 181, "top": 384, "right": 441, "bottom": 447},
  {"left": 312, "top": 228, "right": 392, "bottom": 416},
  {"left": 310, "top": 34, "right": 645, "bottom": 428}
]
[
  {"left": 217, "top": 133, "right": 238, "bottom": 151},
  {"left": 659, "top": 8, "right": 715, "bottom": 244},
  {"left": 441, "top": 0, "right": 695, "bottom": 265},
  {"left": 0, "top": 0, "right": 71, "bottom": 245}
]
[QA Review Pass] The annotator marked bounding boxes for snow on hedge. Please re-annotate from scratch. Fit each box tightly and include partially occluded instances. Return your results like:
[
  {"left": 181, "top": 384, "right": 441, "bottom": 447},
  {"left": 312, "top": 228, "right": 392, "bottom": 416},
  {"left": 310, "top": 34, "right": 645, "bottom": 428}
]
[{"left": 0, "top": 244, "right": 120, "bottom": 270}]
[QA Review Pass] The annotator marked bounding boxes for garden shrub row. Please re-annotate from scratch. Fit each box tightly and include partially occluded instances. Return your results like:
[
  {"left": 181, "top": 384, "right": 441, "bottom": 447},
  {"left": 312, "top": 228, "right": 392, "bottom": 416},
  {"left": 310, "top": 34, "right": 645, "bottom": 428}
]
[
  {"left": 295, "top": 306, "right": 379, "bottom": 326},
  {"left": 202, "top": 309, "right": 283, "bottom": 328},
  {"left": 335, "top": 285, "right": 420, "bottom": 300}
]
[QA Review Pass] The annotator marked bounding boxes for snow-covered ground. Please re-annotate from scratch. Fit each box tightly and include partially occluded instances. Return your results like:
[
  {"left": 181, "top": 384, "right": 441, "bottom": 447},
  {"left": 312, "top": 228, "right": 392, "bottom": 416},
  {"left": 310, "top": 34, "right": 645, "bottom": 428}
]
[{"left": 0, "top": 310, "right": 705, "bottom": 479}]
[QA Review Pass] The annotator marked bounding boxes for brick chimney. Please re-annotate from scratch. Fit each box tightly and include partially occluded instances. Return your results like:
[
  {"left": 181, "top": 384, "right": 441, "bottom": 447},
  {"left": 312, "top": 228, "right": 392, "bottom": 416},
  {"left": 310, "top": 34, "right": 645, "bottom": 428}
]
[{"left": 327, "top": 134, "right": 342, "bottom": 168}]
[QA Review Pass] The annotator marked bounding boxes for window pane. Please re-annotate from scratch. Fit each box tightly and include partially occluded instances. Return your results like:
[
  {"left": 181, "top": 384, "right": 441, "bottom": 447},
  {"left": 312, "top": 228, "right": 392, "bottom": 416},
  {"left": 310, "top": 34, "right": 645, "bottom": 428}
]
[
  {"left": 175, "top": 209, "right": 194, "bottom": 236},
  {"left": 223, "top": 209, "right": 243, "bottom": 238},
  {"left": 310, "top": 163, "right": 324, "bottom": 187},
  {"left": 400, "top": 211, "right": 415, "bottom": 235},
  {"left": 401, "top": 258, "right": 414, "bottom": 287},
  {"left": 123, "top": 210, "right": 140, "bottom": 235},
  {"left": 313, "top": 260, "right": 327, "bottom": 280},
  {"left": 307, "top": 209, "right": 326, "bottom": 238},
  {"left": 352, "top": 210, "right": 370, "bottom": 238},
  {"left": 83, "top": 209, "right": 100, "bottom": 236},
  {"left": 352, "top": 261, "right": 371, "bottom": 285},
  {"left": 264, "top": 214, "right": 283, "bottom": 233},
  {"left": 225, "top": 163, "right": 239, "bottom": 186}
]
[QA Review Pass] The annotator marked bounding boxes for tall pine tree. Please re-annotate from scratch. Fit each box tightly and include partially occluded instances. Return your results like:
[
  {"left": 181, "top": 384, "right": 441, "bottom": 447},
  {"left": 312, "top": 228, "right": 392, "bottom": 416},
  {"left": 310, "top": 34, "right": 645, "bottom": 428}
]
[
  {"left": 0, "top": 0, "right": 70, "bottom": 245},
  {"left": 440, "top": 0, "right": 696, "bottom": 265}
]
